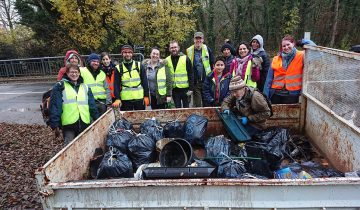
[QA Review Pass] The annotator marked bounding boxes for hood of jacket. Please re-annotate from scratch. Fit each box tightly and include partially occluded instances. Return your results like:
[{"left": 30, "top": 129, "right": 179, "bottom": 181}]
[
  {"left": 64, "top": 50, "right": 83, "bottom": 67},
  {"left": 251, "top": 35, "right": 265, "bottom": 53}
]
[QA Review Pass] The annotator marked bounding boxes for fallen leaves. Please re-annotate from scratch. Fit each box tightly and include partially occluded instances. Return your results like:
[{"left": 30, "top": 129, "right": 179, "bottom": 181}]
[{"left": 0, "top": 122, "right": 63, "bottom": 209}]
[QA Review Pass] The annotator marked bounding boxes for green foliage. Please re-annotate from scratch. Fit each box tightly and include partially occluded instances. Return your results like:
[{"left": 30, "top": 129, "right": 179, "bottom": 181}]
[
  {"left": 281, "top": 1, "right": 301, "bottom": 35},
  {"left": 122, "top": 0, "right": 196, "bottom": 55}
]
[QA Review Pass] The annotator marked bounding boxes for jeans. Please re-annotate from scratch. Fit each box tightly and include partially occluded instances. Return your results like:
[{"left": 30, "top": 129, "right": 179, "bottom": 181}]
[
  {"left": 150, "top": 95, "right": 166, "bottom": 110},
  {"left": 271, "top": 93, "right": 299, "bottom": 104},
  {"left": 121, "top": 99, "right": 145, "bottom": 111}
]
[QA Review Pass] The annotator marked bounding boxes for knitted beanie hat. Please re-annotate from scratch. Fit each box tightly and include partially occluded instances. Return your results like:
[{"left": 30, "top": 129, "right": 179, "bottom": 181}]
[
  {"left": 86, "top": 53, "right": 100, "bottom": 65},
  {"left": 221, "top": 43, "right": 233, "bottom": 52},
  {"left": 229, "top": 76, "right": 246, "bottom": 91},
  {"left": 121, "top": 45, "right": 133, "bottom": 53}
]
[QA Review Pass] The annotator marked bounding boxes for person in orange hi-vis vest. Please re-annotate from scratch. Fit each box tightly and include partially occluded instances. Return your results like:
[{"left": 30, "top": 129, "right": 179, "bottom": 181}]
[
  {"left": 263, "top": 34, "right": 304, "bottom": 104},
  {"left": 100, "top": 52, "right": 116, "bottom": 102}
]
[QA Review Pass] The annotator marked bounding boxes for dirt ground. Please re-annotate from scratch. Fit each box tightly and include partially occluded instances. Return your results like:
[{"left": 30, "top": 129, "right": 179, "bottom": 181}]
[{"left": 0, "top": 123, "right": 63, "bottom": 209}]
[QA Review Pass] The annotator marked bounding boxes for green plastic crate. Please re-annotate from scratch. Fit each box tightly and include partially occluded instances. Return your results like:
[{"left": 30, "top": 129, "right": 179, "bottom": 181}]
[{"left": 216, "top": 109, "right": 251, "bottom": 142}]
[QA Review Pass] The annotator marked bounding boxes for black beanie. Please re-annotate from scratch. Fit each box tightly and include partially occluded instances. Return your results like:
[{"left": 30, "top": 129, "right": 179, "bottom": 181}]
[{"left": 221, "top": 43, "right": 233, "bottom": 52}]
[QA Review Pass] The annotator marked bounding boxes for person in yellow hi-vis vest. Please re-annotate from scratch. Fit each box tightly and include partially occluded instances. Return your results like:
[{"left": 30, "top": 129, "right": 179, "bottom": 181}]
[
  {"left": 166, "top": 41, "right": 194, "bottom": 108},
  {"left": 80, "top": 53, "right": 111, "bottom": 116},
  {"left": 50, "top": 65, "right": 99, "bottom": 145},
  {"left": 112, "top": 45, "right": 150, "bottom": 111},
  {"left": 186, "top": 32, "right": 214, "bottom": 107}
]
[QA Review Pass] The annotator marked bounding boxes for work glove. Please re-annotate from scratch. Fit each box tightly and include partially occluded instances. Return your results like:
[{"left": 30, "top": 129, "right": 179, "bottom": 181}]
[
  {"left": 241, "top": 117, "right": 248, "bottom": 125},
  {"left": 223, "top": 109, "right": 230, "bottom": 115},
  {"left": 166, "top": 96, "right": 172, "bottom": 103},
  {"left": 186, "top": 91, "right": 193, "bottom": 96},
  {"left": 144, "top": 97, "right": 150, "bottom": 106},
  {"left": 54, "top": 127, "right": 61, "bottom": 138},
  {"left": 112, "top": 99, "right": 121, "bottom": 108}
]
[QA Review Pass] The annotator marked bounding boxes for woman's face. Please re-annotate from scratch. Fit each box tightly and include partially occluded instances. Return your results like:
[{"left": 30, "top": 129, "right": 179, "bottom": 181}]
[
  {"left": 66, "top": 67, "right": 80, "bottom": 82},
  {"left": 150, "top": 49, "right": 160, "bottom": 62},
  {"left": 282, "top": 40, "right": 294, "bottom": 54},
  {"left": 101, "top": 55, "right": 111, "bottom": 66},
  {"left": 238, "top": 44, "right": 249, "bottom": 58},
  {"left": 214, "top": 60, "right": 225, "bottom": 74},
  {"left": 251, "top": 39, "right": 260, "bottom": 50}
]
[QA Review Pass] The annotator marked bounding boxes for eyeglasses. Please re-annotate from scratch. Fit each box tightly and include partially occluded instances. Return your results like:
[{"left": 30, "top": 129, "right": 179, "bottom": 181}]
[{"left": 68, "top": 71, "right": 80, "bottom": 75}]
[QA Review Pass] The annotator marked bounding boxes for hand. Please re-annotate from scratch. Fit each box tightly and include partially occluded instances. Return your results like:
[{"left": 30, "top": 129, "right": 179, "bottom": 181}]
[
  {"left": 54, "top": 127, "right": 61, "bottom": 138},
  {"left": 166, "top": 96, "right": 172, "bottom": 103},
  {"left": 223, "top": 109, "right": 230, "bottom": 115},
  {"left": 241, "top": 117, "right": 248, "bottom": 125},
  {"left": 144, "top": 97, "right": 150, "bottom": 106},
  {"left": 112, "top": 99, "right": 121, "bottom": 108},
  {"left": 186, "top": 91, "right": 193, "bottom": 96}
]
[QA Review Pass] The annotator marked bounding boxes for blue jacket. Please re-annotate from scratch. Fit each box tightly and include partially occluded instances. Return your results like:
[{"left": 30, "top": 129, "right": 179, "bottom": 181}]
[
  {"left": 202, "top": 71, "right": 232, "bottom": 106},
  {"left": 49, "top": 74, "right": 99, "bottom": 129}
]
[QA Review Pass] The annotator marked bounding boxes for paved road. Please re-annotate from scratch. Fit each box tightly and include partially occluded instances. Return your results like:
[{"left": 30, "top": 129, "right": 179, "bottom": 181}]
[{"left": 0, "top": 81, "right": 54, "bottom": 125}]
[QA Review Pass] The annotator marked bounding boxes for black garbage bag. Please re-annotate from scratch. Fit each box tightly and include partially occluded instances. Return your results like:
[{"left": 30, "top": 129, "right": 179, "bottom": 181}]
[
  {"left": 140, "top": 118, "right": 164, "bottom": 141},
  {"left": 106, "top": 130, "right": 134, "bottom": 153},
  {"left": 108, "top": 118, "right": 133, "bottom": 135},
  {"left": 300, "top": 161, "right": 344, "bottom": 178},
  {"left": 184, "top": 114, "right": 208, "bottom": 146},
  {"left": 96, "top": 147, "right": 133, "bottom": 179},
  {"left": 128, "top": 134, "right": 156, "bottom": 170},
  {"left": 163, "top": 120, "right": 184, "bottom": 138},
  {"left": 284, "top": 135, "right": 316, "bottom": 161},
  {"left": 89, "top": 147, "right": 104, "bottom": 179},
  {"left": 205, "top": 135, "right": 230, "bottom": 166},
  {"left": 192, "top": 159, "right": 214, "bottom": 167},
  {"left": 217, "top": 159, "right": 246, "bottom": 178}
]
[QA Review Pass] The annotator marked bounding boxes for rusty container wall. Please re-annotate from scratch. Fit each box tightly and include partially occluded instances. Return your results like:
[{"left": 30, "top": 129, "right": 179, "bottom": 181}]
[
  {"left": 36, "top": 109, "right": 115, "bottom": 184},
  {"left": 304, "top": 97, "right": 360, "bottom": 172},
  {"left": 302, "top": 46, "right": 360, "bottom": 172}
]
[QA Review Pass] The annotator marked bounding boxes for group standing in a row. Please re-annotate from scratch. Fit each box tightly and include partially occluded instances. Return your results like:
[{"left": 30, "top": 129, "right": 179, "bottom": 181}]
[{"left": 51, "top": 32, "right": 311, "bottom": 143}]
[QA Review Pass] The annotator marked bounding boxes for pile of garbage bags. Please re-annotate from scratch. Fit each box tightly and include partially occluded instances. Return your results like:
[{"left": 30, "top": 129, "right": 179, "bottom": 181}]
[{"left": 90, "top": 114, "right": 344, "bottom": 180}]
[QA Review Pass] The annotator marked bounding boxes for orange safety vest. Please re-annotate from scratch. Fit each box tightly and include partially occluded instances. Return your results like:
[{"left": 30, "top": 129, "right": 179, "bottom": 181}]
[
  {"left": 271, "top": 51, "right": 303, "bottom": 91},
  {"left": 106, "top": 73, "right": 115, "bottom": 99}
]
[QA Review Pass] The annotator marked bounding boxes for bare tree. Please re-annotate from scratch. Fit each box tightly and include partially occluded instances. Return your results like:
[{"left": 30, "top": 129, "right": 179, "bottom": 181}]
[
  {"left": 330, "top": 0, "right": 339, "bottom": 47},
  {"left": 0, "top": 0, "right": 19, "bottom": 31}
]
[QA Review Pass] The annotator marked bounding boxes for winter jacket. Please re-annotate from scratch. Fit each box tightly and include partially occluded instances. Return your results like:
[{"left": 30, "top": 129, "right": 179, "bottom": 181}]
[
  {"left": 100, "top": 62, "right": 117, "bottom": 99},
  {"left": 143, "top": 59, "right": 173, "bottom": 105},
  {"left": 49, "top": 74, "right": 99, "bottom": 130},
  {"left": 202, "top": 71, "right": 232, "bottom": 107},
  {"left": 223, "top": 54, "right": 234, "bottom": 75},
  {"left": 221, "top": 87, "right": 271, "bottom": 129},
  {"left": 230, "top": 55, "right": 261, "bottom": 87},
  {"left": 57, "top": 50, "right": 83, "bottom": 81},
  {"left": 251, "top": 35, "right": 270, "bottom": 92}
]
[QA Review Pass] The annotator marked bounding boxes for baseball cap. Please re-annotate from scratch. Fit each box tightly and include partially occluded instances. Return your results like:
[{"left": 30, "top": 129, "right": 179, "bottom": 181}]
[{"left": 194, "top": 32, "right": 204, "bottom": 38}]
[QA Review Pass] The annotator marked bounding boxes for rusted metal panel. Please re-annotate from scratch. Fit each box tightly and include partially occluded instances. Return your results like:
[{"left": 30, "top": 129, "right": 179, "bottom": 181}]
[
  {"left": 36, "top": 109, "right": 115, "bottom": 183},
  {"left": 304, "top": 45, "right": 360, "bottom": 61},
  {"left": 304, "top": 98, "right": 360, "bottom": 172},
  {"left": 46, "top": 183, "right": 360, "bottom": 209}
]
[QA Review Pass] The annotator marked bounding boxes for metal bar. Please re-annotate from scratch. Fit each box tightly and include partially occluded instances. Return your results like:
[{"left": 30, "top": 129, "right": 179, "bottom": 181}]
[{"left": 304, "top": 45, "right": 360, "bottom": 60}]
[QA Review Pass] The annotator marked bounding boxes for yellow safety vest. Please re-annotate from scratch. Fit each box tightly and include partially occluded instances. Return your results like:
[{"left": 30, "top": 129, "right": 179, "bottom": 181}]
[
  {"left": 157, "top": 66, "right": 167, "bottom": 96},
  {"left": 61, "top": 81, "right": 90, "bottom": 125},
  {"left": 80, "top": 67, "right": 107, "bottom": 100},
  {"left": 186, "top": 44, "right": 212, "bottom": 76},
  {"left": 166, "top": 55, "right": 189, "bottom": 88},
  {"left": 233, "top": 60, "right": 257, "bottom": 88},
  {"left": 117, "top": 61, "right": 144, "bottom": 100}
]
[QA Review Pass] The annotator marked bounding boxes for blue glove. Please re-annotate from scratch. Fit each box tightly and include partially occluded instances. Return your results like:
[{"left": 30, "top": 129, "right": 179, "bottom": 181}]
[
  {"left": 223, "top": 109, "right": 230, "bottom": 115},
  {"left": 241, "top": 117, "right": 248, "bottom": 125}
]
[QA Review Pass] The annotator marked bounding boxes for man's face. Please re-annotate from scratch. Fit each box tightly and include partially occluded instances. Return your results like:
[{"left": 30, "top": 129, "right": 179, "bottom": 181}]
[
  {"left": 169, "top": 43, "right": 180, "bottom": 56},
  {"left": 90, "top": 60, "right": 100, "bottom": 70},
  {"left": 122, "top": 50, "right": 133, "bottom": 61},
  {"left": 194, "top": 37, "right": 204, "bottom": 48},
  {"left": 222, "top": 48, "right": 231, "bottom": 57},
  {"left": 232, "top": 88, "right": 245, "bottom": 100}
]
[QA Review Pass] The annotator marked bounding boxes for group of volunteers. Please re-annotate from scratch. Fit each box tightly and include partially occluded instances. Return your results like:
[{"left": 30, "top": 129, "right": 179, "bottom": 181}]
[{"left": 49, "top": 31, "right": 313, "bottom": 144}]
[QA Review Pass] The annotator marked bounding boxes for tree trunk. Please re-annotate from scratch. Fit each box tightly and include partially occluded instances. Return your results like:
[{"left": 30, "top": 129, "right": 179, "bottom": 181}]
[
  {"left": 330, "top": 0, "right": 339, "bottom": 47},
  {"left": 207, "top": 0, "right": 215, "bottom": 50}
]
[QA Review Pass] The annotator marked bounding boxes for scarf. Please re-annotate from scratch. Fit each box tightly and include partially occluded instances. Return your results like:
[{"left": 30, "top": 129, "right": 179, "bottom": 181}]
[
  {"left": 100, "top": 62, "right": 116, "bottom": 78},
  {"left": 236, "top": 54, "right": 252, "bottom": 79},
  {"left": 281, "top": 48, "right": 297, "bottom": 69}
]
